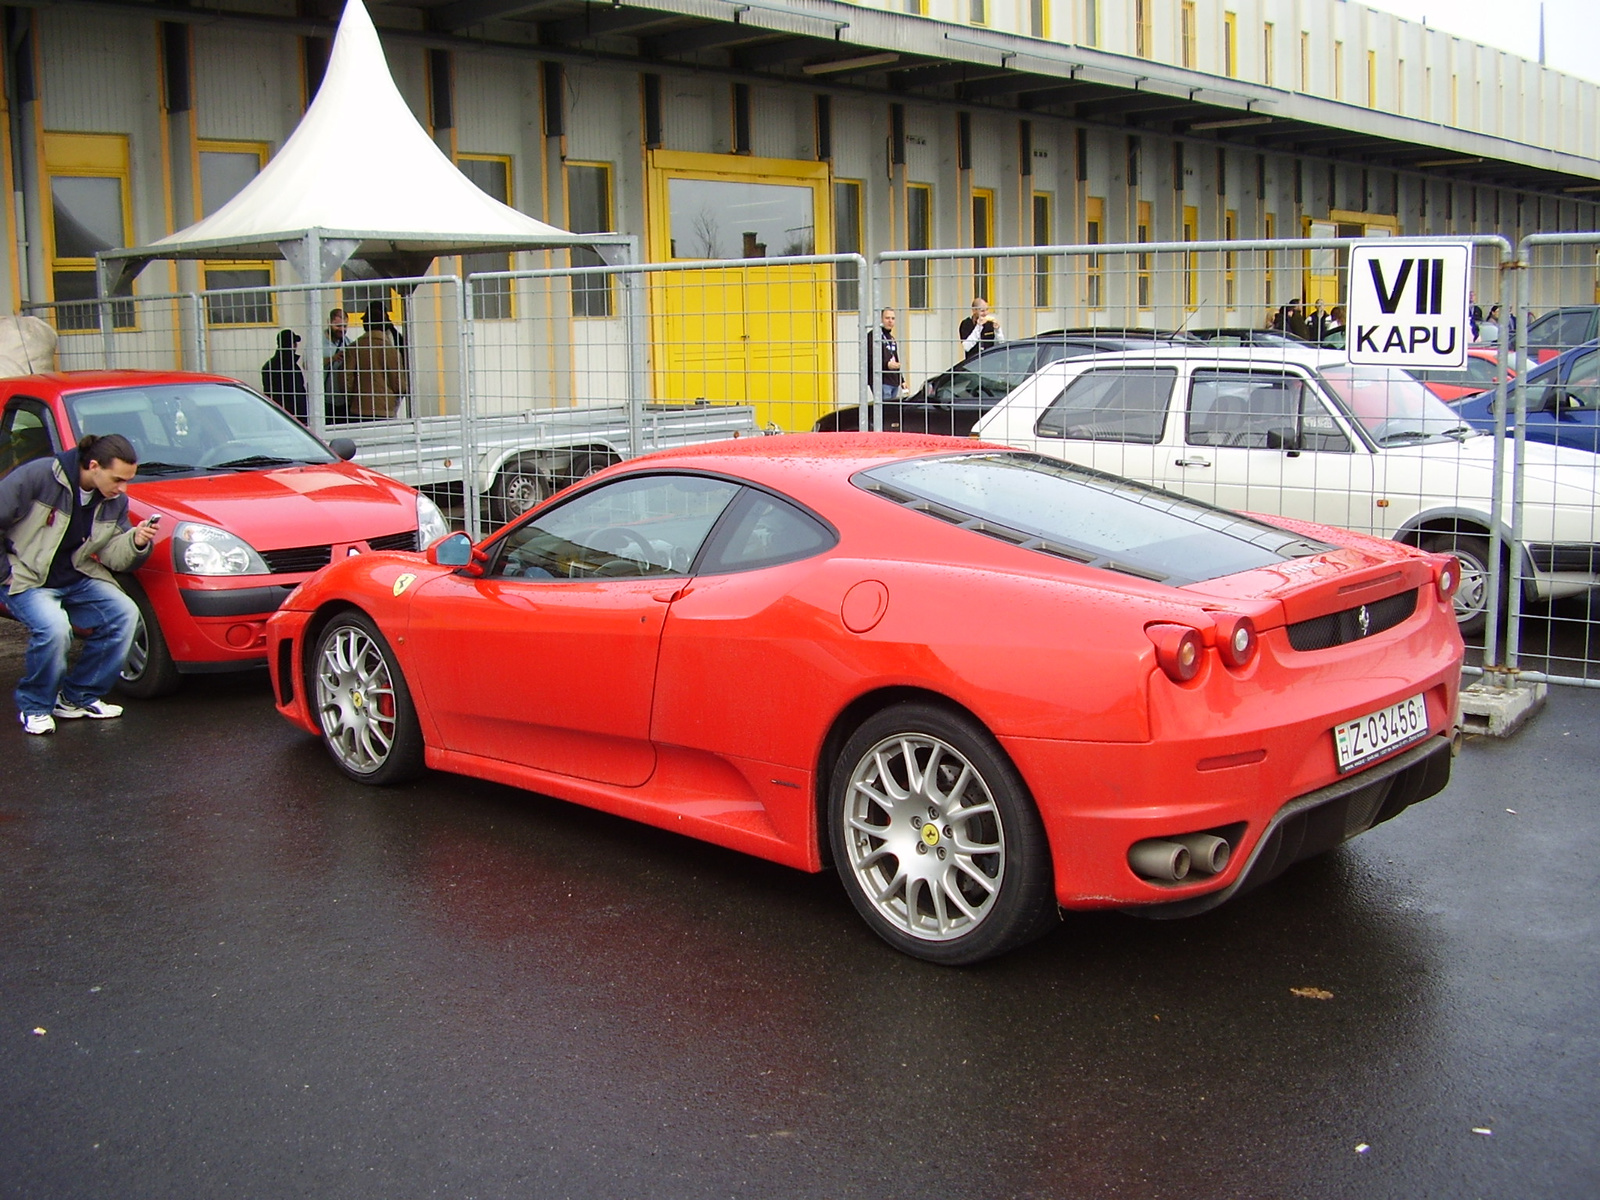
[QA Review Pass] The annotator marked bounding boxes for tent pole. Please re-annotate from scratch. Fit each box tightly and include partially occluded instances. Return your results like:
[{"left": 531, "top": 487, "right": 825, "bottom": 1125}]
[{"left": 303, "top": 231, "right": 328, "bottom": 441}]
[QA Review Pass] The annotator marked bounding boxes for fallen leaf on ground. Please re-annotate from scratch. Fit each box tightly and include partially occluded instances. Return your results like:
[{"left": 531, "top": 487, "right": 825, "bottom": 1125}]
[{"left": 1290, "top": 987, "right": 1334, "bottom": 1000}]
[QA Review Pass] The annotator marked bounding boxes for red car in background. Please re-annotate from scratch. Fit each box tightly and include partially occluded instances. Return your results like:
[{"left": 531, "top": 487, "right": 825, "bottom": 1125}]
[
  {"left": 1, "top": 371, "right": 448, "bottom": 696},
  {"left": 1405, "top": 348, "right": 1511, "bottom": 402},
  {"left": 268, "top": 435, "right": 1463, "bottom": 964}
]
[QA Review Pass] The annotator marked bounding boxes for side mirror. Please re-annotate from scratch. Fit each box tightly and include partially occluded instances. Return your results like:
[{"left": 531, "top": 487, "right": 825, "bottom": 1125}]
[
  {"left": 426, "top": 531, "right": 477, "bottom": 570},
  {"left": 328, "top": 437, "right": 357, "bottom": 461}
]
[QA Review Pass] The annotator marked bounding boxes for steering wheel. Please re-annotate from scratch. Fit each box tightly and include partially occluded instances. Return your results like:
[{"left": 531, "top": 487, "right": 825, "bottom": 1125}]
[
  {"left": 588, "top": 526, "right": 656, "bottom": 562},
  {"left": 196, "top": 440, "right": 258, "bottom": 468}
]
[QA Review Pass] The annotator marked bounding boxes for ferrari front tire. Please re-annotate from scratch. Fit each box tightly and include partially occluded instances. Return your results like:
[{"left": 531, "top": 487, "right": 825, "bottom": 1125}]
[
  {"left": 311, "top": 612, "right": 425, "bottom": 785},
  {"left": 829, "top": 703, "right": 1059, "bottom": 965}
]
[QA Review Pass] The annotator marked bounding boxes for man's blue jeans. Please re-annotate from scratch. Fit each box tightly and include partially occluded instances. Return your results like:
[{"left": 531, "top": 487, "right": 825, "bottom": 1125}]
[{"left": 8, "top": 578, "right": 139, "bottom": 716}]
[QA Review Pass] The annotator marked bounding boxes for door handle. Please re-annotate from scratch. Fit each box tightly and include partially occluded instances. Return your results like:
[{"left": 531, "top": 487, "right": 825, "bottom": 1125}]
[
  {"left": 1173, "top": 456, "right": 1212, "bottom": 468},
  {"left": 652, "top": 585, "right": 692, "bottom": 602}
]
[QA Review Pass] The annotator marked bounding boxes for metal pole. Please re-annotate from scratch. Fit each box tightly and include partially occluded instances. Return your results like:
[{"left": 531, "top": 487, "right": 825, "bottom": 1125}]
[
  {"left": 1484, "top": 255, "right": 1514, "bottom": 670},
  {"left": 621, "top": 235, "right": 647, "bottom": 458},
  {"left": 303, "top": 232, "right": 328, "bottom": 442},
  {"left": 460, "top": 274, "right": 480, "bottom": 539},
  {"left": 1506, "top": 243, "right": 1535, "bottom": 671}
]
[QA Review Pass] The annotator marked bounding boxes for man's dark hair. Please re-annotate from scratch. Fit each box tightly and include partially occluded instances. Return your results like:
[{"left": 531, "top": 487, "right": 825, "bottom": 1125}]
[{"left": 77, "top": 432, "right": 138, "bottom": 467}]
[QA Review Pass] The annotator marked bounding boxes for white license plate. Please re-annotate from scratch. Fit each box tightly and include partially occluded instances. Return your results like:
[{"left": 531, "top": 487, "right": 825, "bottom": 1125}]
[{"left": 1333, "top": 694, "right": 1430, "bottom": 773}]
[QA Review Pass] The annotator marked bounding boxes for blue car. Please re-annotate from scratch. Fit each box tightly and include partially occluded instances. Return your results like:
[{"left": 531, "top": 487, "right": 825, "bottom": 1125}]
[{"left": 1453, "top": 339, "right": 1600, "bottom": 455}]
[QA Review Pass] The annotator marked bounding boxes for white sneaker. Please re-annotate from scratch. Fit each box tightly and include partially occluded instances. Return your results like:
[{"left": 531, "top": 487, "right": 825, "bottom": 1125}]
[
  {"left": 20, "top": 712, "right": 56, "bottom": 735},
  {"left": 52, "top": 696, "right": 124, "bottom": 720}
]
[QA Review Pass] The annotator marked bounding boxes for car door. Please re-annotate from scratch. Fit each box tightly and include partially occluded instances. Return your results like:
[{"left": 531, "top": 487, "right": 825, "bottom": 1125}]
[
  {"left": 1010, "top": 365, "right": 1178, "bottom": 486},
  {"left": 1524, "top": 347, "right": 1600, "bottom": 453},
  {"left": 1161, "top": 368, "right": 1376, "bottom": 532},
  {"left": 406, "top": 472, "right": 742, "bottom": 787},
  {"left": 651, "top": 487, "right": 840, "bottom": 783}
]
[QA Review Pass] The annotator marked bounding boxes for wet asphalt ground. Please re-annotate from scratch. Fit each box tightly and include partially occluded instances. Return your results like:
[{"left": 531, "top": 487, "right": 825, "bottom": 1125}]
[{"left": 1, "top": 627, "right": 1597, "bottom": 1200}]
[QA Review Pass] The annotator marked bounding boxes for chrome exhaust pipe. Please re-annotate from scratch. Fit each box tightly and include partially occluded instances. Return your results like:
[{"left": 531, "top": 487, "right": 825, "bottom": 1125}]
[
  {"left": 1175, "top": 833, "right": 1231, "bottom": 876},
  {"left": 1129, "top": 839, "right": 1191, "bottom": 882}
]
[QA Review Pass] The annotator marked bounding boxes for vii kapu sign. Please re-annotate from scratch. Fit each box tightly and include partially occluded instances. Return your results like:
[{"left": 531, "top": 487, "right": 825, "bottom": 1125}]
[{"left": 1346, "top": 241, "right": 1472, "bottom": 369}]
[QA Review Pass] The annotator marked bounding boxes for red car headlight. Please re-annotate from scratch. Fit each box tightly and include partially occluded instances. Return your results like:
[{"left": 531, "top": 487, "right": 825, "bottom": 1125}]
[
  {"left": 1213, "top": 614, "right": 1258, "bottom": 670},
  {"left": 1147, "top": 623, "right": 1204, "bottom": 683}
]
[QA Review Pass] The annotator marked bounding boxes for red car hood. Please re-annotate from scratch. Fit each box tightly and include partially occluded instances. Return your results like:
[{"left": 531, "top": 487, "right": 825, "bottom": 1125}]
[{"left": 128, "top": 463, "right": 417, "bottom": 550}]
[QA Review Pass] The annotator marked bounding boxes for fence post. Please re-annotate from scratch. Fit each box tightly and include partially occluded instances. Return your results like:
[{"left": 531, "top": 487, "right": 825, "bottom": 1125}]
[
  {"left": 461, "top": 274, "right": 481, "bottom": 540},
  {"left": 1483, "top": 254, "right": 1518, "bottom": 672},
  {"left": 1505, "top": 244, "right": 1537, "bottom": 673},
  {"left": 94, "top": 258, "right": 116, "bottom": 370},
  {"left": 621, "top": 237, "right": 647, "bottom": 457}
]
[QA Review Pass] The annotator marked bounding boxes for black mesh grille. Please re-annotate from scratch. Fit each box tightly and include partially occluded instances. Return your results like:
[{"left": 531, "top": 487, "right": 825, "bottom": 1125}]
[
  {"left": 366, "top": 530, "right": 418, "bottom": 553},
  {"left": 260, "top": 545, "right": 332, "bottom": 574},
  {"left": 1287, "top": 589, "right": 1418, "bottom": 651}
]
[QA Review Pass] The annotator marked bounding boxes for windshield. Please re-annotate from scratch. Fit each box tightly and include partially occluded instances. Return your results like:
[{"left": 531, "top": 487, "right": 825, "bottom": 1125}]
[
  {"left": 1316, "top": 365, "right": 1476, "bottom": 445},
  {"left": 65, "top": 382, "right": 337, "bottom": 475},
  {"left": 857, "top": 452, "right": 1331, "bottom": 585}
]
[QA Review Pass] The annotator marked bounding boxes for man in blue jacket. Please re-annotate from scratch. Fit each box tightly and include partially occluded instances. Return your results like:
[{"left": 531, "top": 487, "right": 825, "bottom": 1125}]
[{"left": 0, "top": 433, "right": 157, "bottom": 734}]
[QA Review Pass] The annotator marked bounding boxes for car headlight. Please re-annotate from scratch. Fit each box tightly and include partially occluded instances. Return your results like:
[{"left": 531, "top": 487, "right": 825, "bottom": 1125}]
[
  {"left": 173, "top": 522, "right": 269, "bottom": 576},
  {"left": 415, "top": 492, "right": 450, "bottom": 549}
]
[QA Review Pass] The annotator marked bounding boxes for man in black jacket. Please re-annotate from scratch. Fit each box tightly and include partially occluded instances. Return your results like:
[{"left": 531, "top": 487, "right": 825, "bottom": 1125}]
[
  {"left": 0, "top": 433, "right": 156, "bottom": 734},
  {"left": 867, "top": 307, "right": 902, "bottom": 401}
]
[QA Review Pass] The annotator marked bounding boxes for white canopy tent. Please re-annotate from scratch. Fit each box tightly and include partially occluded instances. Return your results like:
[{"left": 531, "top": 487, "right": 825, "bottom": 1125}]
[{"left": 97, "top": 0, "right": 631, "bottom": 435}]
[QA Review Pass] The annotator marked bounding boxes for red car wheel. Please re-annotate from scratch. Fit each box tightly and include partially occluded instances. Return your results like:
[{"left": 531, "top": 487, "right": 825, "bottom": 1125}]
[{"left": 312, "top": 612, "right": 425, "bottom": 784}]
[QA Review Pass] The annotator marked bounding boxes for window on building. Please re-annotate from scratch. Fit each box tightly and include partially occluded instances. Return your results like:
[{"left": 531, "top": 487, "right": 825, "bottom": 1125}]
[
  {"left": 1033, "top": 192, "right": 1052, "bottom": 308},
  {"left": 566, "top": 162, "right": 614, "bottom": 318},
  {"left": 1333, "top": 42, "right": 1344, "bottom": 100},
  {"left": 1397, "top": 60, "right": 1405, "bottom": 113},
  {"left": 908, "top": 184, "right": 932, "bottom": 310},
  {"left": 42, "top": 132, "right": 134, "bottom": 331},
  {"left": 1451, "top": 73, "right": 1459, "bottom": 124},
  {"left": 198, "top": 142, "right": 274, "bottom": 327},
  {"left": 457, "top": 155, "right": 516, "bottom": 319},
  {"left": 1224, "top": 13, "right": 1238, "bottom": 78},
  {"left": 1182, "top": 3, "right": 1198, "bottom": 68},
  {"left": 1263, "top": 212, "right": 1276, "bottom": 305},
  {"left": 969, "top": 0, "right": 987, "bottom": 25},
  {"left": 1224, "top": 210, "right": 1238, "bottom": 309},
  {"left": 834, "top": 179, "right": 862, "bottom": 310},
  {"left": 971, "top": 187, "right": 994, "bottom": 301},
  {"left": 1300, "top": 31, "right": 1310, "bottom": 91},
  {"left": 1086, "top": 196, "right": 1104, "bottom": 309},
  {"left": 1262, "top": 23, "right": 1274, "bottom": 86},
  {"left": 904, "top": 0, "right": 926, "bottom": 13},
  {"left": 1136, "top": 200, "right": 1153, "bottom": 309},
  {"left": 1085, "top": 0, "right": 1100, "bottom": 47},
  {"left": 1030, "top": 0, "right": 1049, "bottom": 39},
  {"left": 1135, "top": 0, "right": 1152, "bottom": 58},
  {"left": 1183, "top": 205, "right": 1198, "bottom": 310},
  {"left": 1367, "top": 50, "right": 1378, "bottom": 108}
]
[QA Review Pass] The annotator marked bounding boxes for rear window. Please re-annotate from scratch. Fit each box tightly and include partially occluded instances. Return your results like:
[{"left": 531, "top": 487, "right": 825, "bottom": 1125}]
[{"left": 856, "top": 452, "right": 1331, "bottom": 585}]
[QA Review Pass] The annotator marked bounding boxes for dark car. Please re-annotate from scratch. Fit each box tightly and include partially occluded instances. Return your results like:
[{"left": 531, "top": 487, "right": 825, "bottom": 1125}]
[
  {"left": 814, "top": 331, "right": 1193, "bottom": 436},
  {"left": 1519, "top": 306, "right": 1600, "bottom": 364},
  {"left": 1188, "top": 328, "right": 1313, "bottom": 348},
  {"left": 1453, "top": 338, "right": 1600, "bottom": 454}
]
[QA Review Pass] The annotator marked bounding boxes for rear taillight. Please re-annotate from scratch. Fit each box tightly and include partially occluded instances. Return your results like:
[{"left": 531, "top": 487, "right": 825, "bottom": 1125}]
[
  {"left": 1147, "top": 623, "right": 1204, "bottom": 683},
  {"left": 1436, "top": 557, "right": 1460, "bottom": 602},
  {"left": 1214, "top": 614, "right": 1258, "bottom": 670}
]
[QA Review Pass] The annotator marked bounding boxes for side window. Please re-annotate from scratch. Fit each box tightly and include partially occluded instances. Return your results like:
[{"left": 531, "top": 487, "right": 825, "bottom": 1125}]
[
  {"left": 1035, "top": 368, "right": 1176, "bottom": 443},
  {"left": 938, "top": 345, "right": 1038, "bottom": 403},
  {"left": 0, "top": 400, "right": 59, "bottom": 479},
  {"left": 1188, "top": 371, "right": 1351, "bottom": 453},
  {"left": 697, "top": 491, "right": 836, "bottom": 574},
  {"left": 491, "top": 474, "right": 740, "bottom": 581},
  {"left": 1563, "top": 350, "right": 1600, "bottom": 410},
  {"left": 1465, "top": 356, "right": 1499, "bottom": 385}
]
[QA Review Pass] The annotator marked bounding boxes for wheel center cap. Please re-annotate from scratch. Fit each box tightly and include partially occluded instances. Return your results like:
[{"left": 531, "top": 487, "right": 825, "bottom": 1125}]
[
  {"left": 920, "top": 823, "right": 941, "bottom": 849},
  {"left": 350, "top": 690, "right": 365, "bottom": 710}
]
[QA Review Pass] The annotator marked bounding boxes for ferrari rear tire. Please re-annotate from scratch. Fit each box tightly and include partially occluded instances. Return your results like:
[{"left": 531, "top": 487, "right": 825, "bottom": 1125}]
[
  {"left": 312, "top": 612, "right": 425, "bottom": 785},
  {"left": 829, "top": 703, "right": 1059, "bottom": 965}
]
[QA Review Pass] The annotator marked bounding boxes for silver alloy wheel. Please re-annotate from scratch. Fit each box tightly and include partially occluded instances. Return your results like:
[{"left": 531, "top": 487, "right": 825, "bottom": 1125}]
[
  {"left": 841, "top": 732, "right": 1006, "bottom": 942},
  {"left": 1452, "top": 550, "right": 1490, "bottom": 624},
  {"left": 315, "top": 623, "right": 400, "bottom": 775},
  {"left": 120, "top": 615, "right": 150, "bottom": 682}
]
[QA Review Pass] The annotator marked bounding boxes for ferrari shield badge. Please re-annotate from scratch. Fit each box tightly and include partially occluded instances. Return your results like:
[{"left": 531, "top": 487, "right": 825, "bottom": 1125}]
[{"left": 393, "top": 573, "right": 417, "bottom": 597}]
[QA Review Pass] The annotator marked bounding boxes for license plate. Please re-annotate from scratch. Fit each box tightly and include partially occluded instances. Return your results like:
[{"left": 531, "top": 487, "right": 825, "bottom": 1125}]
[{"left": 1333, "top": 694, "right": 1430, "bottom": 773}]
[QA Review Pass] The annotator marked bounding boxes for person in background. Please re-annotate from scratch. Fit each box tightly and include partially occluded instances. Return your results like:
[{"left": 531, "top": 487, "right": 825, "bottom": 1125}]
[
  {"left": 959, "top": 297, "right": 1002, "bottom": 355},
  {"left": 337, "top": 301, "right": 405, "bottom": 420},
  {"left": 324, "top": 308, "right": 353, "bottom": 424},
  {"left": 0, "top": 433, "right": 156, "bottom": 734},
  {"left": 1469, "top": 293, "right": 1483, "bottom": 342},
  {"left": 261, "top": 329, "right": 308, "bottom": 423},
  {"left": 1323, "top": 304, "right": 1347, "bottom": 343},
  {"left": 868, "top": 307, "right": 902, "bottom": 402},
  {"left": 1479, "top": 305, "right": 1502, "bottom": 344}
]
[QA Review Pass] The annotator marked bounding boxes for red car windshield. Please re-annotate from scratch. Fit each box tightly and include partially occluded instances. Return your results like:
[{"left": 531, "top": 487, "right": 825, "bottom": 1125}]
[{"left": 65, "top": 382, "right": 336, "bottom": 476}]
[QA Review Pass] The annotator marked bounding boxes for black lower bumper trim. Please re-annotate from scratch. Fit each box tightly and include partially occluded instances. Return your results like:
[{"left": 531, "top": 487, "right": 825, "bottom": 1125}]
[
  {"left": 1132, "top": 732, "right": 1455, "bottom": 919},
  {"left": 179, "top": 584, "right": 298, "bottom": 617}
]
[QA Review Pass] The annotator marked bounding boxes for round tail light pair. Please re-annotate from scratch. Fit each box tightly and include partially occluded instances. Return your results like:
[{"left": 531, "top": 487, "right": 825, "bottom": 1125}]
[{"left": 1147, "top": 615, "right": 1258, "bottom": 683}]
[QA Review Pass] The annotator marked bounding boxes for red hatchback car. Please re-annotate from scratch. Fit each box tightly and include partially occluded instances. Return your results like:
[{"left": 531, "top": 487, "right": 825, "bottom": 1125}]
[
  {"left": 268, "top": 435, "right": 1463, "bottom": 964},
  {"left": 1, "top": 371, "right": 447, "bottom": 695}
]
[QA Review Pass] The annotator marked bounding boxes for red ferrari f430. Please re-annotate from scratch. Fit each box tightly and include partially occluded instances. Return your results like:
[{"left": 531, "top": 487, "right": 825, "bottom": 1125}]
[{"left": 268, "top": 435, "right": 1463, "bottom": 964}]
